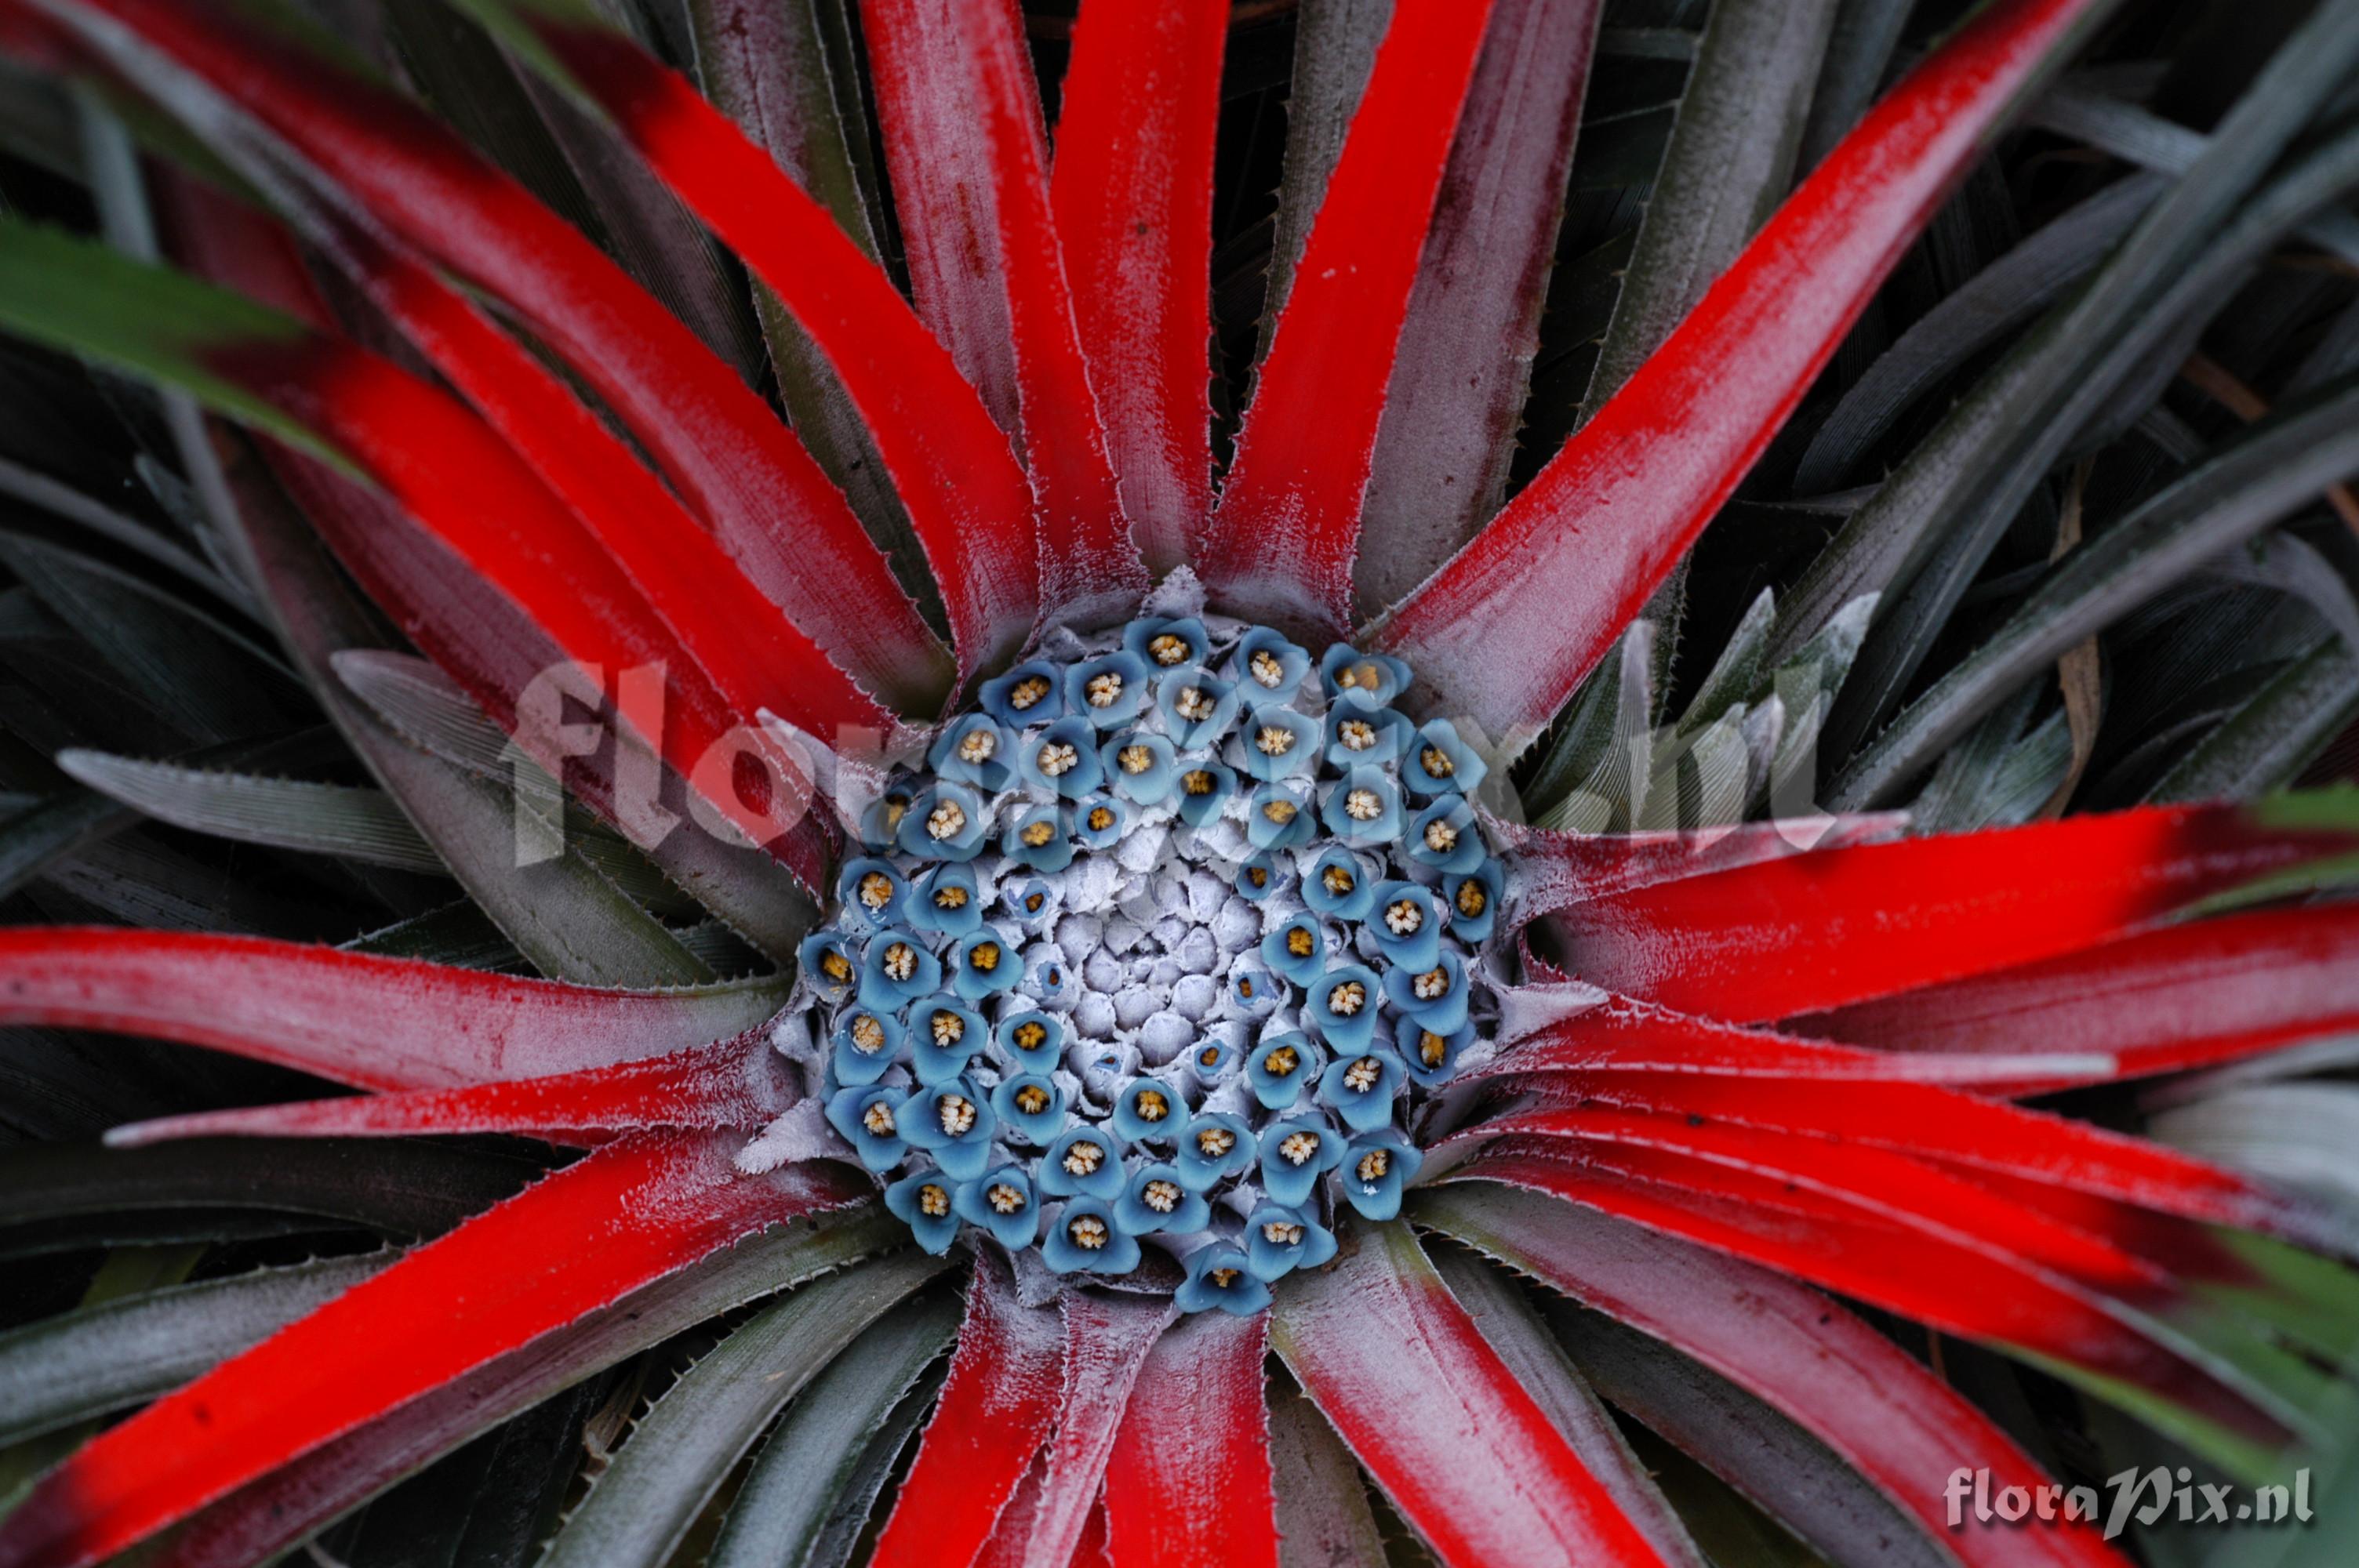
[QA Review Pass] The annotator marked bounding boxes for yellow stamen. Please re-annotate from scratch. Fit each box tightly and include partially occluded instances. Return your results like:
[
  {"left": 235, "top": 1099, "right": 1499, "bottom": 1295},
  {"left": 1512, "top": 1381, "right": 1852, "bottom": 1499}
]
[
  {"left": 820, "top": 950, "right": 852, "bottom": 984},
  {"left": 1256, "top": 724, "right": 1295, "bottom": 757},
  {"left": 1199, "top": 1046, "right": 1223, "bottom": 1068},
  {"left": 1263, "top": 1220, "right": 1304, "bottom": 1246},
  {"left": 1328, "top": 980, "right": 1367, "bottom": 1017},
  {"left": 1456, "top": 880, "right": 1487, "bottom": 917},
  {"left": 1209, "top": 1267, "right": 1241, "bottom": 1287},
  {"left": 1420, "top": 744, "right": 1456, "bottom": 778},
  {"left": 1249, "top": 649, "right": 1285, "bottom": 688},
  {"left": 1143, "top": 1178, "right": 1181, "bottom": 1214},
  {"left": 861, "top": 1102, "right": 896, "bottom": 1136},
  {"left": 1339, "top": 719, "right": 1376, "bottom": 751},
  {"left": 1148, "top": 633, "right": 1190, "bottom": 666},
  {"left": 1419, "top": 1030, "right": 1448, "bottom": 1068},
  {"left": 934, "top": 884, "right": 969, "bottom": 910},
  {"left": 1014, "top": 1020, "right": 1049, "bottom": 1051},
  {"left": 1262, "top": 798, "right": 1298, "bottom": 826},
  {"left": 1343, "top": 788, "right": 1381, "bottom": 822},
  {"left": 1087, "top": 806, "right": 1114, "bottom": 833},
  {"left": 969, "top": 941, "right": 1000, "bottom": 973},
  {"left": 1063, "top": 1141, "right": 1106, "bottom": 1177},
  {"left": 857, "top": 872, "right": 892, "bottom": 910},
  {"left": 938, "top": 1095, "right": 977, "bottom": 1136},
  {"left": 1343, "top": 1055, "right": 1382, "bottom": 1092},
  {"left": 1183, "top": 769, "right": 1216, "bottom": 796},
  {"left": 1009, "top": 675, "right": 1050, "bottom": 710},
  {"left": 1021, "top": 819, "right": 1056, "bottom": 848},
  {"left": 1263, "top": 1045, "right": 1299, "bottom": 1078},
  {"left": 881, "top": 942, "right": 917, "bottom": 983},
  {"left": 1248, "top": 866, "right": 1268, "bottom": 887},
  {"left": 1197, "top": 1127, "right": 1236, "bottom": 1157},
  {"left": 1357, "top": 1149, "right": 1390, "bottom": 1183},
  {"left": 1413, "top": 966, "right": 1450, "bottom": 1000},
  {"left": 1069, "top": 1214, "right": 1110, "bottom": 1249},
  {"left": 925, "top": 802, "right": 966, "bottom": 840},
  {"left": 918, "top": 1182, "right": 950, "bottom": 1218},
  {"left": 1424, "top": 819, "right": 1459, "bottom": 853},
  {"left": 959, "top": 729, "right": 998, "bottom": 763},
  {"left": 1279, "top": 1130, "right": 1320, "bottom": 1165},
  {"left": 849, "top": 1014, "right": 886, "bottom": 1054},
  {"left": 1175, "top": 686, "right": 1214, "bottom": 722},
  {"left": 930, "top": 1010, "right": 964, "bottom": 1047},
  {"left": 1015, "top": 1083, "right": 1050, "bottom": 1115},
  {"left": 1321, "top": 865, "right": 1354, "bottom": 895},
  {"left": 1037, "top": 742, "right": 1078, "bottom": 778},
  {"left": 1085, "top": 671, "right": 1124, "bottom": 708},
  {"left": 988, "top": 1182, "right": 1026, "bottom": 1214},
  {"left": 1118, "top": 743, "right": 1153, "bottom": 774},
  {"left": 1285, "top": 927, "right": 1314, "bottom": 958},
  {"left": 1133, "top": 1088, "right": 1169, "bottom": 1123}
]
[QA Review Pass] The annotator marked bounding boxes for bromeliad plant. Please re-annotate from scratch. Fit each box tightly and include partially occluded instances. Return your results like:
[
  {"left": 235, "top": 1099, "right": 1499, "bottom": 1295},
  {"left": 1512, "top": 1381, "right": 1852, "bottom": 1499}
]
[{"left": 2, "top": 0, "right": 2359, "bottom": 1565}]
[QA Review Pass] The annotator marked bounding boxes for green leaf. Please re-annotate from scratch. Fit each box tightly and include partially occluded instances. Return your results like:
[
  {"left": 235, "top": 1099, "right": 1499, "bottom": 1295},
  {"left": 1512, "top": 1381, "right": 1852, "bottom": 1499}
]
[
  {"left": 1774, "top": 3, "right": 2359, "bottom": 700},
  {"left": 1267, "top": 1381, "right": 1390, "bottom": 1568},
  {"left": 0, "top": 1251, "right": 389, "bottom": 1446},
  {"left": 1581, "top": 0, "right": 1839, "bottom": 415},
  {"left": 2150, "top": 638, "right": 2359, "bottom": 804},
  {"left": 533, "top": 1251, "right": 951, "bottom": 1568},
  {"left": 56, "top": 750, "right": 450, "bottom": 876},
  {"left": 1528, "top": 622, "right": 1656, "bottom": 830},
  {"left": 1793, "top": 0, "right": 1910, "bottom": 173},
  {"left": 1831, "top": 374, "right": 2359, "bottom": 808},
  {"left": 707, "top": 1293, "right": 959, "bottom": 1568}
]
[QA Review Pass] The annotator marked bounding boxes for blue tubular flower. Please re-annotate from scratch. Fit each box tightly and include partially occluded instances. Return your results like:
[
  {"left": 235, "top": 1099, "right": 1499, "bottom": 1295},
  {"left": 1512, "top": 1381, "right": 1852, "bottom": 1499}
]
[
  {"left": 1227, "top": 962, "right": 1281, "bottom": 1018},
  {"left": 895, "top": 1076, "right": 997, "bottom": 1181},
  {"left": 951, "top": 927, "right": 1021, "bottom": 1002},
  {"left": 1320, "top": 644, "right": 1412, "bottom": 710},
  {"left": 1247, "top": 1034, "right": 1322, "bottom": 1110},
  {"left": 927, "top": 713, "right": 1016, "bottom": 790},
  {"left": 1383, "top": 948, "right": 1471, "bottom": 1033},
  {"left": 1303, "top": 964, "right": 1383, "bottom": 1052},
  {"left": 1368, "top": 879, "right": 1444, "bottom": 971},
  {"left": 1228, "top": 626, "right": 1310, "bottom": 708},
  {"left": 834, "top": 856, "right": 907, "bottom": 932},
  {"left": 1155, "top": 666, "right": 1240, "bottom": 750},
  {"left": 954, "top": 1165, "right": 1041, "bottom": 1250},
  {"left": 824, "top": 1084, "right": 908, "bottom": 1172},
  {"left": 797, "top": 932, "right": 859, "bottom": 1002},
  {"left": 1115, "top": 1161, "right": 1212, "bottom": 1236},
  {"left": 1257, "top": 1117, "right": 1347, "bottom": 1207},
  {"left": 1233, "top": 851, "right": 1287, "bottom": 902},
  {"left": 1444, "top": 859, "right": 1503, "bottom": 943},
  {"left": 989, "top": 1073, "right": 1069, "bottom": 1147},
  {"left": 1123, "top": 614, "right": 1211, "bottom": 672},
  {"left": 1394, "top": 1014, "right": 1475, "bottom": 1087},
  {"left": 1339, "top": 1130, "right": 1424, "bottom": 1221},
  {"left": 1405, "top": 797, "right": 1485, "bottom": 874},
  {"left": 980, "top": 659, "right": 1064, "bottom": 726},
  {"left": 883, "top": 1167, "right": 962, "bottom": 1254},
  {"left": 1236, "top": 706, "right": 1318, "bottom": 782},
  {"left": 908, "top": 997, "right": 987, "bottom": 1083},
  {"left": 1245, "top": 1203, "right": 1338, "bottom": 1282},
  {"left": 1402, "top": 718, "right": 1488, "bottom": 797},
  {"left": 1180, "top": 1034, "right": 1241, "bottom": 1089},
  {"left": 830, "top": 1007, "right": 907, "bottom": 1087},
  {"left": 1113, "top": 1076, "right": 1185, "bottom": 1145},
  {"left": 1000, "top": 876, "right": 1060, "bottom": 927},
  {"left": 1259, "top": 913, "right": 1325, "bottom": 986},
  {"left": 1018, "top": 716, "right": 1107, "bottom": 800},
  {"left": 1020, "top": 945, "right": 1079, "bottom": 1010},
  {"left": 1174, "top": 1111, "right": 1255, "bottom": 1191},
  {"left": 906, "top": 862, "right": 982, "bottom": 938},
  {"left": 1303, "top": 848, "right": 1378, "bottom": 920},
  {"left": 857, "top": 786, "right": 915, "bottom": 851},
  {"left": 1074, "top": 795, "right": 1128, "bottom": 852},
  {"left": 1038, "top": 1126, "right": 1128, "bottom": 1200},
  {"left": 1042, "top": 1198, "right": 1141, "bottom": 1276},
  {"left": 896, "top": 782, "right": 989, "bottom": 862},
  {"left": 858, "top": 929, "right": 940, "bottom": 1010},
  {"left": 1065, "top": 650, "right": 1151, "bottom": 729},
  {"left": 1323, "top": 705, "right": 1414, "bottom": 769},
  {"left": 1245, "top": 782, "right": 1316, "bottom": 851},
  {"left": 1002, "top": 803, "right": 1076, "bottom": 873},
  {"left": 1318, "top": 1047, "right": 1406, "bottom": 1132},
  {"left": 1321, "top": 765, "right": 1402, "bottom": 848},
  {"left": 1100, "top": 730, "right": 1177, "bottom": 804},
  {"left": 1176, "top": 1246, "right": 1271, "bottom": 1316},
  {"left": 995, "top": 1010, "right": 1064, "bottom": 1073},
  {"left": 1173, "top": 760, "right": 1237, "bottom": 826}
]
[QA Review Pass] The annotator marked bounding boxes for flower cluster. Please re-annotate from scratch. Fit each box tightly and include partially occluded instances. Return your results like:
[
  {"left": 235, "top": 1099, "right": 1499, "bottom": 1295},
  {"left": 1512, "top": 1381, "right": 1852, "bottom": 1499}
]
[{"left": 787, "top": 601, "right": 1501, "bottom": 1311}]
